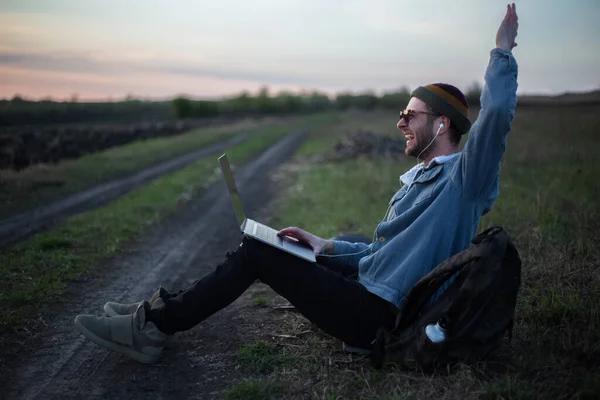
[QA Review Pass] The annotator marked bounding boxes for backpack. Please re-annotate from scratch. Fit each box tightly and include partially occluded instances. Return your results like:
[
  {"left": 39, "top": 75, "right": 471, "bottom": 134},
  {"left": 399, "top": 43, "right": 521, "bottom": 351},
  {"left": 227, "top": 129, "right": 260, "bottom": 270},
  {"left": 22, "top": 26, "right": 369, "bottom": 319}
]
[{"left": 370, "top": 226, "right": 522, "bottom": 371}]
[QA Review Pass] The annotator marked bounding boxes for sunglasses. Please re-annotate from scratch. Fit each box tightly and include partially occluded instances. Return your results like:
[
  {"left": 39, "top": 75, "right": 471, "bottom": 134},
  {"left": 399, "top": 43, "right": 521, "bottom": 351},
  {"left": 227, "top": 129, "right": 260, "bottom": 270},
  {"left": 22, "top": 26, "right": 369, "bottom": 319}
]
[{"left": 399, "top": 109, "right": 439, "bottom": 124}]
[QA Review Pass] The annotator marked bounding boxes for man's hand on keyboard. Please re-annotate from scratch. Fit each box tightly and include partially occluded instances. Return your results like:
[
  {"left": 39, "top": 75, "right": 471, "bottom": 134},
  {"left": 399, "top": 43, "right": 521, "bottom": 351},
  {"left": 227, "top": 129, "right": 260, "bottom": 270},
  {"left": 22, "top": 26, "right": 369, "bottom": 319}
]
[{"left": 277, "top": 227, "right": 334, "bottom": 256}]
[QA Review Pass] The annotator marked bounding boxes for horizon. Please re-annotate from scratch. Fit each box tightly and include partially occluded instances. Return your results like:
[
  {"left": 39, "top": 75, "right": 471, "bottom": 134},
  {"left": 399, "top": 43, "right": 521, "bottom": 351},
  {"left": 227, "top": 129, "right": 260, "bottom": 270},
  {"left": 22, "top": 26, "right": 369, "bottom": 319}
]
[
  {"left": 3, "top": 87, "right": 600, "bottom": 104},
  {"left": 1, "top": 0, "right": 599, "bottom": 100}
]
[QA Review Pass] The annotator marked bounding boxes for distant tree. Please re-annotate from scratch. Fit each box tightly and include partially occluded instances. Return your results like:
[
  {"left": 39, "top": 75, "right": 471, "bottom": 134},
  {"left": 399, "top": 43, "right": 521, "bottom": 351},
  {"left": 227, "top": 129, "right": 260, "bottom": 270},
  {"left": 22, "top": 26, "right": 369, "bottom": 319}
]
[
  {"left": 235, "top": 91, "right": 252, "bottom": 111},
  {"left": 335, "top": 92, "right": 354, "bottom": 110},
  {"left": 348, "top": 91, "right": 378, "bottom": 110},
  {"left": 193, "top": 100, "right": 219, "bottom": 118},
  {"left": 255, "top": 85, "right": 275, "bottom": 113},
  {"left": 258, "top": 86, "right": 269, "bottom": 99},
  {"left": 379, "top": 86, "right": 411, "bottom": 109},
  {"left": 274, "top": 91, "right": 302, "bottom": 113},
  {"left": 172, "top": 97, "right": 194, "bottom": 118},
  {"left": 220, "top": 91, "right": 253, "bottom": 115},
  {"left": 306, "top": 91, "right": 331, "bottom": 112}
]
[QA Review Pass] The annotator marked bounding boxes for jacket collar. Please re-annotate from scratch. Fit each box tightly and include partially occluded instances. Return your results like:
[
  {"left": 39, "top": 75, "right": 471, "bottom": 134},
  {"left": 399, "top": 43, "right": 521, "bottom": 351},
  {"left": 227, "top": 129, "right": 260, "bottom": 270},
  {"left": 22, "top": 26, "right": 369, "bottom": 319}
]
[{"left": 400, "top": 152, "right": 461, "bottom": 186}]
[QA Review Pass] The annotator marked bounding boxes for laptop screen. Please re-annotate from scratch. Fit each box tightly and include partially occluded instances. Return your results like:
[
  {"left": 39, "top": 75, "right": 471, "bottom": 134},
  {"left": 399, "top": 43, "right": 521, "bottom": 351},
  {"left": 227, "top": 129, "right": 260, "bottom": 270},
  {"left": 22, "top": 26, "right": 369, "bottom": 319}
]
[{"left": 218, "top": 154, "right": 246, "bottom": 227}]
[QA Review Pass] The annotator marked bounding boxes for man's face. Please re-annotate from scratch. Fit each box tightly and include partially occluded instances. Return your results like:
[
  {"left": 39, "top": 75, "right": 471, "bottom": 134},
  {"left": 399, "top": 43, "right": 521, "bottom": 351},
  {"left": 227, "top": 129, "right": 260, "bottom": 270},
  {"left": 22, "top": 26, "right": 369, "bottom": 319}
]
[{"left": 397, "top": 97, "right": 437, "bottom": 159}]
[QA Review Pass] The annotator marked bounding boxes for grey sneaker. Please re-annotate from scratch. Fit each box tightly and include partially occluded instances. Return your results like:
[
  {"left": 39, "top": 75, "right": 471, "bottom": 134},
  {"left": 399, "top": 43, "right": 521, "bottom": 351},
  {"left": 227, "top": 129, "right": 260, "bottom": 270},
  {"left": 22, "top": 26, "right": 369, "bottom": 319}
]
[
  {"left": 342, "top": 343, "right": 372, "bottom": 355},
  {"left": 74, "top": 300, "right": 170, "bottom": 364},
  {"left": 103, "top": 286, "right": 166, "bottom": 317}
]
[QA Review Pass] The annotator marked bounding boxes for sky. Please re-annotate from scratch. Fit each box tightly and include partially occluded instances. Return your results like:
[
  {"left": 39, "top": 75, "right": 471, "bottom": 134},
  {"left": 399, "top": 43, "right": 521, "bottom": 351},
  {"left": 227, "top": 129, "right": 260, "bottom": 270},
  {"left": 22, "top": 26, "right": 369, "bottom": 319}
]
[{"left": 0, "top": 0, "right": 598, "bottom": 100}]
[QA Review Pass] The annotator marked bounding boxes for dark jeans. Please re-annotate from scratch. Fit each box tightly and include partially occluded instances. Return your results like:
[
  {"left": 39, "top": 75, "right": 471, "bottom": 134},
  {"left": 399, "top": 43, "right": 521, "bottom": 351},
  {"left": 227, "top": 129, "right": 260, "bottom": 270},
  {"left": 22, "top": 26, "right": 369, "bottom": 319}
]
[{"left": 148, "top": 237, "right": 396, "bottom": 348}]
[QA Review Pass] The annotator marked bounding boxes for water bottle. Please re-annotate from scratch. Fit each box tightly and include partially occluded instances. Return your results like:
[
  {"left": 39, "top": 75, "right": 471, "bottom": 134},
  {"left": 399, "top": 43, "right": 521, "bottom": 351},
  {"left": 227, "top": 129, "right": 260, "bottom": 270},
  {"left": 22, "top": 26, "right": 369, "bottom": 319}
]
[{"left": 425, "top": 318, "right": 448, "bottom": 343}]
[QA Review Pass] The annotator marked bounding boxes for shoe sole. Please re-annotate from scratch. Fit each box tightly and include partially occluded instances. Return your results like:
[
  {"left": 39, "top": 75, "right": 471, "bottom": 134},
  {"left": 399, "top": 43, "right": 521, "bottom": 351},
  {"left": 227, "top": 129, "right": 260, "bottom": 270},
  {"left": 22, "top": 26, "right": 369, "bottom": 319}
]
[{"left": 74, "top": 317, "right": 159, "bottom": 364}]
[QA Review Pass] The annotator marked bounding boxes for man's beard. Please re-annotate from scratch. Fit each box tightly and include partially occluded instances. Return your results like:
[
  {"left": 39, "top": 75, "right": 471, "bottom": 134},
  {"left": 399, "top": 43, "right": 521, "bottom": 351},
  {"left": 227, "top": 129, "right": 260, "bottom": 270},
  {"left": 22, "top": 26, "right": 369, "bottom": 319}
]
[{"left": 405, "top": 124, "right": 436, "bottom": 160}]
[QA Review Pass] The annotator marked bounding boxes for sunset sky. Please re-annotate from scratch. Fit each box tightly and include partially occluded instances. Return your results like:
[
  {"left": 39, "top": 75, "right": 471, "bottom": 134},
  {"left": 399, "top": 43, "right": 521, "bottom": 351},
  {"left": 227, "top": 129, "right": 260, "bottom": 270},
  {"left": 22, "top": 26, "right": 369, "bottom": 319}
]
[{"left": 1, "top": 0, "right": 598, "bottom": 100}]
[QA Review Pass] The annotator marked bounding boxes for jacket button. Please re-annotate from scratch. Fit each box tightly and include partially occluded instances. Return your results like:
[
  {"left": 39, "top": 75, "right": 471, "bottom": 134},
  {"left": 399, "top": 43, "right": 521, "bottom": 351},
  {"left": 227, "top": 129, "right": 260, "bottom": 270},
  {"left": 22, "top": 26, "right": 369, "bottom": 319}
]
[{"left": 379, "top": 236, "right": 386, "bottom": 243}]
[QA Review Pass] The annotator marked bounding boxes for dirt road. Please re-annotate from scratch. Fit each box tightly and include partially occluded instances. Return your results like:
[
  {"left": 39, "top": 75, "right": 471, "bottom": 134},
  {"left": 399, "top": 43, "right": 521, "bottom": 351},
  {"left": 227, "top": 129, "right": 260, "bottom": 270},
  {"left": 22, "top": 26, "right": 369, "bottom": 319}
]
[
  {"left": 0, "top": 133, "right": 249, "bottom": 250},
  {"left": 3, "top": 131, "right": 305, "bottom": 400}
]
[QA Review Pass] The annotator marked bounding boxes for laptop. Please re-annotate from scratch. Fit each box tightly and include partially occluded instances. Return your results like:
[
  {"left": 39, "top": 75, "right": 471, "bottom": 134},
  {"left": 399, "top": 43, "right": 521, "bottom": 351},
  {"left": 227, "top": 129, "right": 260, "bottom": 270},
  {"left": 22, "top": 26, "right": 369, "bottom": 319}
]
[{"left": 218, "top": 154, "right": 316, "bottom": 263}]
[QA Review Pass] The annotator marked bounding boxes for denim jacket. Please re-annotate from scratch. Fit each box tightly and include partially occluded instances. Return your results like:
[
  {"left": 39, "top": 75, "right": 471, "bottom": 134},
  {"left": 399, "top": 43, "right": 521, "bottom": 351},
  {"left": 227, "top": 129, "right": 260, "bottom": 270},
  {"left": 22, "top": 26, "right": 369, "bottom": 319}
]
[{"left": 322, "top": 48, "right": 518, "bottom": 307}]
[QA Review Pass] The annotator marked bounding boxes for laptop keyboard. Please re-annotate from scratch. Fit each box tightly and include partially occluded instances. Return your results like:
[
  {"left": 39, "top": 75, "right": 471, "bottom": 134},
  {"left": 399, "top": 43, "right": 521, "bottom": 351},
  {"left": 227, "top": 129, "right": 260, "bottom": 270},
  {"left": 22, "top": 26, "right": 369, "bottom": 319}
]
[{"left": 254, "top": 223, "right": 280, "bottom": 245}]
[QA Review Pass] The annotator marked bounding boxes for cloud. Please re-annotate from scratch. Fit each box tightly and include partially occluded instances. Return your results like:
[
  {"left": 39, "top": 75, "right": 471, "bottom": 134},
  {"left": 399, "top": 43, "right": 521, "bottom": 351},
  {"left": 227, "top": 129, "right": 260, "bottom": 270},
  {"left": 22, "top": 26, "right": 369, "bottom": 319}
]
[
  {"left": 0, "top": 50, "right": 422, "bottom": 90},
  {"left": 0, "top": 52, "right": 119, "bottom": 74},
  {"left": 0, "top": 64, "right": 310, "bottom": 100},
  {"left": 0, "top": 49, "right": 527, "bottom": 98},
  {"left": 0, "top": 51, "right": 315, "bottom": 85},
  {"left": 2, "top": 0, "right": 600, "bottom": 98}
]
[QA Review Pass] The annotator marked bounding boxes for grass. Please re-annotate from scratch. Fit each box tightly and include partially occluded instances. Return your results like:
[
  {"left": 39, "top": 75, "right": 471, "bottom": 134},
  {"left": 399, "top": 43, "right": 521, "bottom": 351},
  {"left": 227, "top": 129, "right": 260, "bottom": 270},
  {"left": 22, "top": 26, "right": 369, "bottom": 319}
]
[
  {"left": 237, "top": 340, "right": 296, "bottom": 373},
  {"left": 253, "top": 295, "right": 268, "bottom": 307},
  {"left": 272, "top": 110, "right": 410, "bottom": 239},
  {"left": 223, "top": 379, "right": 284, "bottom": 400},
  {"left": 483, "top": 376, "right": 535, "bottom": 400},
  {"left": 0, "top": 118, "right": 280, "bottom": 217},
  {"left": 226, "top": 106, "right": 600, "bottom": 399},
  {"left": 0, "top": 115, "right": 339, "bottom": 333},
  {"left": 2, "top": 104, "right": 598, "bottom": 398}
]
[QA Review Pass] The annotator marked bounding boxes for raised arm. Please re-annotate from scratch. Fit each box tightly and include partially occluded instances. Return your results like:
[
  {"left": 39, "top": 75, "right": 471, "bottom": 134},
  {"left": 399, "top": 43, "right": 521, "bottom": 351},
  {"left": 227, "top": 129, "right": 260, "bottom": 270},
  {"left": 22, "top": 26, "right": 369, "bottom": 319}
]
[{"left": 460, "top": 4, "right": 519, "bottom": 200}]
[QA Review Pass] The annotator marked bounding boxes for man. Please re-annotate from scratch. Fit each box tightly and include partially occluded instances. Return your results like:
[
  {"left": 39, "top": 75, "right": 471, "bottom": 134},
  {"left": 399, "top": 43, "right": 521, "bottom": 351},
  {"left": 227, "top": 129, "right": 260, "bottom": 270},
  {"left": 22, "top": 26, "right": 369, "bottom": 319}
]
[{"left": 74, "top": 4, "right": 519, "bottom": 364}]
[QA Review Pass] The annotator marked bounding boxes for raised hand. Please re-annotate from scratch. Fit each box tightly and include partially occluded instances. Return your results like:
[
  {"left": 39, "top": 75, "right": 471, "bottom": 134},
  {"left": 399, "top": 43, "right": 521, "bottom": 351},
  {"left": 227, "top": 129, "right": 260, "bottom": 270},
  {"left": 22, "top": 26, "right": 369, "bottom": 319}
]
[{"left": 496, "top": 3, "right": 519, "bottom": 51}]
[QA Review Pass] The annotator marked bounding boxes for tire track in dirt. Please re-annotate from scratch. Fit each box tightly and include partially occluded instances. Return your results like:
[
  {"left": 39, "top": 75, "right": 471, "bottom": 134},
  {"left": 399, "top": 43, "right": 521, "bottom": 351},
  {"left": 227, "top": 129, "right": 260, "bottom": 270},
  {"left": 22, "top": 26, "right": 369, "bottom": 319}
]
[
  {"left": 0, "top": 133, "right": 249, "bottom": 250},
  {"left": 3, "top": 131, "right": 305, "bottom": 400}
]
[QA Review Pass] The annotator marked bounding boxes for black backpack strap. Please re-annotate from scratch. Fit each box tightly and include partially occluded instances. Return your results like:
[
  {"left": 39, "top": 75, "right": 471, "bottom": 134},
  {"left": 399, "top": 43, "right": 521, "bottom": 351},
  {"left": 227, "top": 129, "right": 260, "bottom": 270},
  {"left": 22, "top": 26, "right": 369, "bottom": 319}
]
[{"left": 472, "top": 226, "right": 505, "bottom": 245}]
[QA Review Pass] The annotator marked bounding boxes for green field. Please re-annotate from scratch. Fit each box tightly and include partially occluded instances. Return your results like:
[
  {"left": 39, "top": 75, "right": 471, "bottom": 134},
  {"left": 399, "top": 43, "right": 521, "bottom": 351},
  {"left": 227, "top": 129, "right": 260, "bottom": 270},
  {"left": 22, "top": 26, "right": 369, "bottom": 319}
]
[
  {"left": 1, "top": 104, "right": 598, "bottom": 398},
  {"left": 0, "top": 119, "right": 280, "bottom": 217},
  {"left": 254, "top": 106, "right": 599, "bottom": 399},
  {"left": 0, "top": 113, "right": 338, "bottom": 332}
]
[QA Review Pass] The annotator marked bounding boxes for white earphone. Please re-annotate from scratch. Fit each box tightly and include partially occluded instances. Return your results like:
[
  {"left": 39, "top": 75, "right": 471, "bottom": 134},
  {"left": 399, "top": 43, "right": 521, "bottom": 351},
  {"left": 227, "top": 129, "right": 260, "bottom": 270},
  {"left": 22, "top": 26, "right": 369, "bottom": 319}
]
[{"left": 417, "top": 122, "right": 445, "bottom": 163}]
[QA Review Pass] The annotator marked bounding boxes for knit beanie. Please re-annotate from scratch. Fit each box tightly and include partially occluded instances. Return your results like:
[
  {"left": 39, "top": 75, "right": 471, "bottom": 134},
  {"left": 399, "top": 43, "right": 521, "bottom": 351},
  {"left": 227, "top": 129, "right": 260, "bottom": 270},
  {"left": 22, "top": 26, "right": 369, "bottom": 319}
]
[{"left": 411, "top": 83, "right": 472, "bottom": 134}]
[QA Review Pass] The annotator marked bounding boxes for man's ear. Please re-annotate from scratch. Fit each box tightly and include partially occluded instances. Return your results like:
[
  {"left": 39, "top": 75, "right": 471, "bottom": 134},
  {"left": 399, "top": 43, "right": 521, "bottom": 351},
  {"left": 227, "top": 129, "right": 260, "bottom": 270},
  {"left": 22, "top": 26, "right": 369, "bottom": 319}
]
[{"left": 438, "top": 116, "right": 451, "bottom": 134}]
